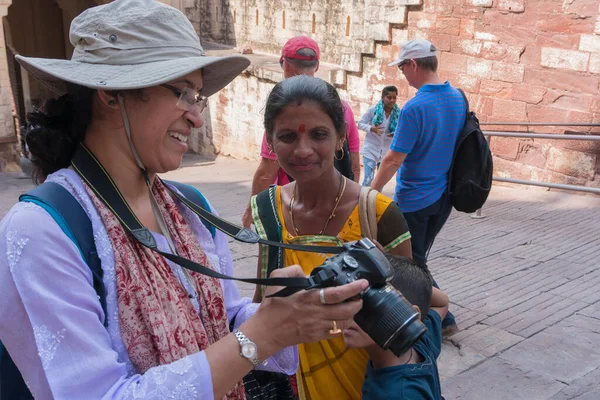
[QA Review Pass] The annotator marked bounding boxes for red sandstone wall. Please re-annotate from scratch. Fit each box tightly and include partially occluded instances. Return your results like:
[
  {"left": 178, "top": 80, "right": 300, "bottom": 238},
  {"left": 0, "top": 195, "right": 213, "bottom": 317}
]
[
  {"left": 374, "top": 0, "right": 600, "bottom": 189},
  {"left": 196, "top": 0, "right": 600, "bottom": 190}
]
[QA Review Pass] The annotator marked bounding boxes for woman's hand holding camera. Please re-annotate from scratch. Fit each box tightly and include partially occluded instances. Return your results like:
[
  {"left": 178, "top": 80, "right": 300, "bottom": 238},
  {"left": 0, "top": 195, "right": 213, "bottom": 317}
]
[{"left": 240, "top": 265, "right": 368, "bottom": 359}]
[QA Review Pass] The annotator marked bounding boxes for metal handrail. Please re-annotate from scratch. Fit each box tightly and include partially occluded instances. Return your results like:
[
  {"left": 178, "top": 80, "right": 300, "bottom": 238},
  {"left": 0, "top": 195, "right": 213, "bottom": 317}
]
[
  {"left": 483, "top": 131, "right": 600, "bottom": 141},
  {"left": 471, "top": 124, "right": 600, "bottom": 218},
  {"left": 481, "top": 122, "right": 599, "bottom": 127},
  {"left": 493, "top": 177, "right": 600, "bottom": 195}
]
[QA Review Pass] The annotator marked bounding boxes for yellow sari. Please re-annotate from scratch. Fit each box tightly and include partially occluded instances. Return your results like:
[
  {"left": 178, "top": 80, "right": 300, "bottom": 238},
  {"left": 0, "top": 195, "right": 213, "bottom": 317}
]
[{"left": 251, "top": 186, "right": 411, "bottom": 400}]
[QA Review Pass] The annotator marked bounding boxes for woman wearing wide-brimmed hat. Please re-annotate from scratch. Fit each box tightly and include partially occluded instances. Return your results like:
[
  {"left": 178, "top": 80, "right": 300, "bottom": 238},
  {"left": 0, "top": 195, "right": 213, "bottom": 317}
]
[{"left": 0, "top": 1, "right": 368, "bottom": 399}]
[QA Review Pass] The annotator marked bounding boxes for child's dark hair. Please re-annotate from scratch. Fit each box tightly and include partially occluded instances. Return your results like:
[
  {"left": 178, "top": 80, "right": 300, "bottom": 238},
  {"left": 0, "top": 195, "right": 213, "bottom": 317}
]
[
  {"left": 385, "top": 255, "right": 433, "bottom": 321},
  {"left": 263, "top": 75, "right": 346, "bottom": 140},
  {"left": 382, "top": 86, "right": 398, "bottom": 97}
]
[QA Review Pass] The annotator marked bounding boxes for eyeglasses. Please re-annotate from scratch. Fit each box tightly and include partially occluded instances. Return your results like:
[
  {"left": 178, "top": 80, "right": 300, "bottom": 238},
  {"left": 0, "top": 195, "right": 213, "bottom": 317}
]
[
  {"left": 397, "top": 59, "right": 411, "bottom": 69},
  {"left": 160, "top": 84, "right": 208, "bottom": 113}
]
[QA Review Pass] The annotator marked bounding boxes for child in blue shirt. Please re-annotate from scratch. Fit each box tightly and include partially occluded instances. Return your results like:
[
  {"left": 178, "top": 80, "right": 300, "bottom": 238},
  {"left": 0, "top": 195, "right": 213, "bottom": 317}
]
[{"left": 343, "top": 255, "right": 448, "bottom": 400}]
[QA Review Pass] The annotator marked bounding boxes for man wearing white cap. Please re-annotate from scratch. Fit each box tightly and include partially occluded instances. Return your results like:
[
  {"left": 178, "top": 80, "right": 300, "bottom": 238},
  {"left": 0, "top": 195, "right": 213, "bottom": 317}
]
[{"left": 371, "top": 38, "right": 466, "bottom": 334}]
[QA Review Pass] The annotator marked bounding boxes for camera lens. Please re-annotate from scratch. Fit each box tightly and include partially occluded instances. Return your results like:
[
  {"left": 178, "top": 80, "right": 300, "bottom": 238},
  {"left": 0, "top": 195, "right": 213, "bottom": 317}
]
[{"left": 354, "top": 284, "right": 426, "bottom": 357}]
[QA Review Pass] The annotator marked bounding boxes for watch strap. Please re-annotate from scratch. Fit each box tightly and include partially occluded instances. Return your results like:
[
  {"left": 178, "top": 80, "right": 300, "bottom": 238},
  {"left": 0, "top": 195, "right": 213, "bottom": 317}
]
[{"left": 233, "top": 329, "right": 260, "bottom": 367}]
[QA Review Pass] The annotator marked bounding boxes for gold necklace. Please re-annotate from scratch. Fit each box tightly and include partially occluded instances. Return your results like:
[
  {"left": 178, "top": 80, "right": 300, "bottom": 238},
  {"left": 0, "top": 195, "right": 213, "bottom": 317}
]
[{"left": 289, "top": 174, "right": 346, "bottom": 236}]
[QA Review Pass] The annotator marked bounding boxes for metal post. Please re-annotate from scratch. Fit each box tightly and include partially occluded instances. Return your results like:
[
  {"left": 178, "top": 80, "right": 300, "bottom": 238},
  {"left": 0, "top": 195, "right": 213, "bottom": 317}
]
[{"left": 471, "top": 208, "right": 485, "bottom": 219}]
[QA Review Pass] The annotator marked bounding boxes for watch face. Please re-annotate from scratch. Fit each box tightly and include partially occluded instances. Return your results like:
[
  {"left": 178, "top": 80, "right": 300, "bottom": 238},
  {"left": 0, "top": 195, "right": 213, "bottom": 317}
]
[{"left": 242, "top": 342, "right": 257, "bottom": 359}]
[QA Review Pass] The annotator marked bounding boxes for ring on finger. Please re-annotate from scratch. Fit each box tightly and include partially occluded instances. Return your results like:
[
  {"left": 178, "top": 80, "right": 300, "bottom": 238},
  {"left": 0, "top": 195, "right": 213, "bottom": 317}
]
[
  {"left": 329, "top": 320, "right": 342, "bottom": 335},
  {"left": 319, "top": 288, "right": 327, "bottom": 305}
]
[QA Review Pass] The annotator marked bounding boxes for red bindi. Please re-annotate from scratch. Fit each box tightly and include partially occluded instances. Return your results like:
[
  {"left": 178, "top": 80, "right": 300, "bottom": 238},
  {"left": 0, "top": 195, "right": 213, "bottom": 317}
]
[{"left": 298, "top": 124, "right": 306, "bottom": 133}]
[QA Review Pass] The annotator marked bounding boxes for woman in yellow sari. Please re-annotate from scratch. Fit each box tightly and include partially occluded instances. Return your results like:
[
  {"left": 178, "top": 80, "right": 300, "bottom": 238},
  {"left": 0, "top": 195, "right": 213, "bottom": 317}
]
[{"left": 251, "top": 76, "right": 412, "bottom": 399}]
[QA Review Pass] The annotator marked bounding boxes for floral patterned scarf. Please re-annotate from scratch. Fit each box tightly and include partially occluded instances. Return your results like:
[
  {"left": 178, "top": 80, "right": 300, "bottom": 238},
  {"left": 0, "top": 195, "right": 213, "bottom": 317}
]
[
  {"left": 85, "top": 178, "right": 245, "bottom": 400},
  {"left": 371, "top": 99, "right": 401, "bottom": 133}
]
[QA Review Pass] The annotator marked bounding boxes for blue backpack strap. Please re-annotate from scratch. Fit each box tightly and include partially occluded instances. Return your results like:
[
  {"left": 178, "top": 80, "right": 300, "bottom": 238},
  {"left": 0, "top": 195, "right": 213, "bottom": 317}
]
[
  {"left": 19, "top": 182, "right": 107, "bottom": 327},
  {"left": 164, "top": 180, "right": 216, "bottom": 239},
  {"left": 2, "top": 183, "right": 106, "bottom": 400}
]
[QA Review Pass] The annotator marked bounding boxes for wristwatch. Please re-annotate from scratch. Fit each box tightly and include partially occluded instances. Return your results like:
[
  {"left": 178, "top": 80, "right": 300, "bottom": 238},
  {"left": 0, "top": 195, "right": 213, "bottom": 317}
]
[{"left": 233, "top": 329, "right": 260, "bottom": 367}]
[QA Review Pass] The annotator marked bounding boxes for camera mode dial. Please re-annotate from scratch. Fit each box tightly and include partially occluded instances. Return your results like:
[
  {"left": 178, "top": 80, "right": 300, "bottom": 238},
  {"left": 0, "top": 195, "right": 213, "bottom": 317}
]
[{"left": 342, "top": 255, "right": 359, "bottom": 270}]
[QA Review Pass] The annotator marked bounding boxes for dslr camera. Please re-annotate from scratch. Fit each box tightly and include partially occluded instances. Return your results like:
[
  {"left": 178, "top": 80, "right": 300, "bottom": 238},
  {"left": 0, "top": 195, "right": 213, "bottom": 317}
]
[{"left": 311, "top": 238, "right": 426, "bottom": 356}]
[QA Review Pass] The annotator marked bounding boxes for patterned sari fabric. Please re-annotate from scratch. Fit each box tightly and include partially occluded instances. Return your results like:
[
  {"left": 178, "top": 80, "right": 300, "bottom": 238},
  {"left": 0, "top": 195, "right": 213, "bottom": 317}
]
[
  {"left": 86, "top": 178, "right": 245, "bottom": 400},
  {"left": 251, "top": 186, "right": 411, "bottom": 400}
]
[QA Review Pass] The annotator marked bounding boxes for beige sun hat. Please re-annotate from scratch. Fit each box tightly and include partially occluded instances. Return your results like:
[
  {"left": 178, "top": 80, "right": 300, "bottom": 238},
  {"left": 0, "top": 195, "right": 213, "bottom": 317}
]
[{"left": 16, "top": 0, "right": 250, "bottom": 97}]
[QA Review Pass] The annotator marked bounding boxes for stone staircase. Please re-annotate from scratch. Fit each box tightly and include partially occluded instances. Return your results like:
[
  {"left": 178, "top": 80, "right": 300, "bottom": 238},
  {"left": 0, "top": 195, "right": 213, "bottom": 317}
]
[
  {"left": 331, "top": 0, "right": 422, "bottom": 88},
  {"left": 192, "top": 0, "right": 422, "bottom": 88}
]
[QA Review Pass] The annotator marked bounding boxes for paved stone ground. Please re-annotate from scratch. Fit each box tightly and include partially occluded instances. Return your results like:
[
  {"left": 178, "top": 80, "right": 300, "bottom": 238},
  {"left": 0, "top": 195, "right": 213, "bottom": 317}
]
[{"left": 2, "top": 154, "right": 600, "bottom": 399}]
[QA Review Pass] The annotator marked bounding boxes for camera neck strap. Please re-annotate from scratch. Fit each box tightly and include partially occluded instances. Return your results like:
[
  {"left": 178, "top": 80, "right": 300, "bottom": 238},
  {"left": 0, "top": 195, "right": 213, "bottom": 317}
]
[{"left": 70, "top": 144, "right": 338, "bottom": 292}]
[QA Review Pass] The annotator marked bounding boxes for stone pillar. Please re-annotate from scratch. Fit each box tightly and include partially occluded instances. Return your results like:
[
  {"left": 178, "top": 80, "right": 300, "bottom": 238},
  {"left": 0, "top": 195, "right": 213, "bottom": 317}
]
[{"left": 0, "top": 0, "right": 19, "bottom": 172}]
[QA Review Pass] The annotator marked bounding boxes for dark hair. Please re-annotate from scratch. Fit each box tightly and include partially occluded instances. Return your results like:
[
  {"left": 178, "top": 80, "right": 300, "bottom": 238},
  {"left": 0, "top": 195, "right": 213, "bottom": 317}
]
[
  {"left": 385, "top": 254, "right": 433, "bottom": 320},
  {"left": 382, "top": 86, "right": 398, "bottom": 97},
  {"left": 415, "top": 56, "right": 438, "bottom": 72},
  {"left": 25, "top": 86, "right": 147, "bottom": 184},
  {"left": 264, "top": 75, "right": 345, "bottom": 139},
  {"left": 26, "top": 85, "right": 94, "bottom": 184}
]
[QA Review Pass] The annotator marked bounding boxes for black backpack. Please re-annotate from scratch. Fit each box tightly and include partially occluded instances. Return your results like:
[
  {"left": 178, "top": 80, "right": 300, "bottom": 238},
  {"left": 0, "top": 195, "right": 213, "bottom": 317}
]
[
  {"left": 448, "top": 89, "right": 493, "bottom": 213},
  {"left": 0, "top": 180, "right": 215, "bottom": 400}
]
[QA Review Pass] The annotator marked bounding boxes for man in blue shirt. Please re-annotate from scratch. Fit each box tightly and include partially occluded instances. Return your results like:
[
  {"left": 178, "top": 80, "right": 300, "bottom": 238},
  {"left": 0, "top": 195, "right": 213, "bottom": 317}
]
[{"left": 371, "top": 39, "right": 464, "bottom": 334}]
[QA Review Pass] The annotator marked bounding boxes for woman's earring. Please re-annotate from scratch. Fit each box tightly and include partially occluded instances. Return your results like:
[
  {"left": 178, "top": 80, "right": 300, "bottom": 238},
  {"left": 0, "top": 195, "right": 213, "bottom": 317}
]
[
  {"left": 334, "top": 146, "right": 344, "bottom": 161},
  {"left": 267, "top": 145, "right": 276, "bottom": 161},
  {"left": 108, "top": 100, "right": 116, "bottom": 108}
]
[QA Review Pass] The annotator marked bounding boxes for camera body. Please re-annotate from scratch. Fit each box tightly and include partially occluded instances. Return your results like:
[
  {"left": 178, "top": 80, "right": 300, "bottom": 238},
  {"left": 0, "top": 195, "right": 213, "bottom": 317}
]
[{"left": 311, "top": 238, "right": 426, "bottom": 357}]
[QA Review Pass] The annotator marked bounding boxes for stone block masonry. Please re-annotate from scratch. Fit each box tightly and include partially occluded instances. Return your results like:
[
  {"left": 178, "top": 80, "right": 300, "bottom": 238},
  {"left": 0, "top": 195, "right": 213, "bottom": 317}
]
[
  {"left": 397, "top": 0, "right": 600, "bottom": 190},
  {"left": 189, "top": 0, "right": 600, "bottom": 190}
]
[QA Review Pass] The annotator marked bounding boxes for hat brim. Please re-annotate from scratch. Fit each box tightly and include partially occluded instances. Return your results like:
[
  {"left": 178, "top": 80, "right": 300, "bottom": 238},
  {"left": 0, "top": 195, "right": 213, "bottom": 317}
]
[
  {"left": 387, "top": 58, "right": 405, "bottom": 67},
  {"left": 16, "top": 54, "right": 251, "bottom": 97}
]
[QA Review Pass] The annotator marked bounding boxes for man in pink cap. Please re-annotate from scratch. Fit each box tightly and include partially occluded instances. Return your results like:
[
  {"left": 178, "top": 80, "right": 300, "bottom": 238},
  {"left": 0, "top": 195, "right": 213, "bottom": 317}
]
[{"left": 242, "top": 36, "right": 361, "bottom": 228}]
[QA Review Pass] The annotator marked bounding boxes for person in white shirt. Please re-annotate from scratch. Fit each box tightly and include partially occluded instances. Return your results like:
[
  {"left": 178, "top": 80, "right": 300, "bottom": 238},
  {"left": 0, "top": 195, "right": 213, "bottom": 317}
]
[{"left": 357, "top": 86, "right": 400, "bottom": 186}]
